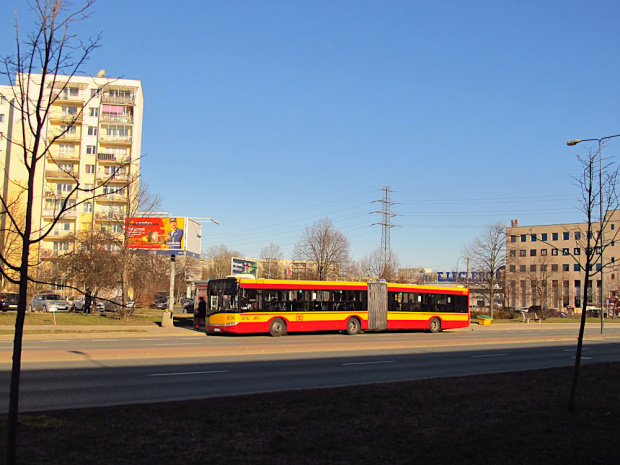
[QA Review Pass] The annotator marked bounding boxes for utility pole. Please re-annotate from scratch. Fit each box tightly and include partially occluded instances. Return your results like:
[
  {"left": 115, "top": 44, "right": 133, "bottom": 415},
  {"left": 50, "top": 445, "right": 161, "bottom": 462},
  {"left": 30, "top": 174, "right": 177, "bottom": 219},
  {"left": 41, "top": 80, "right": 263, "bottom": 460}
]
[{"left": 372, "top": 186, "right": 397, "bottom": 278}]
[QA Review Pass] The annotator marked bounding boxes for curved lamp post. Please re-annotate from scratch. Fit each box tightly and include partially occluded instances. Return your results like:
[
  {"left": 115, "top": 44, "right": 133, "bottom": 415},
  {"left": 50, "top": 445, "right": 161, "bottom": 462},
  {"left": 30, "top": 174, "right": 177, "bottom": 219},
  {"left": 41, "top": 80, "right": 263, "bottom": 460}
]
[{"left": 567, "top": 134, "right": 620, "bottom": 334}]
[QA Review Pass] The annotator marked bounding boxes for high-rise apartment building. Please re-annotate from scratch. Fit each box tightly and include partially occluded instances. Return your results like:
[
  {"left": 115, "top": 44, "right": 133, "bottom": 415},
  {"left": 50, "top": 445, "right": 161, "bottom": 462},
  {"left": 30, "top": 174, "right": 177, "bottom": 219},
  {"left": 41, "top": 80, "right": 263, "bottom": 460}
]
[
  {"left": 0, "top": 73, "right": 143, "bottom": 260},
  {"left": 505, "top": 211, "right": 620, "bottom": 310}
]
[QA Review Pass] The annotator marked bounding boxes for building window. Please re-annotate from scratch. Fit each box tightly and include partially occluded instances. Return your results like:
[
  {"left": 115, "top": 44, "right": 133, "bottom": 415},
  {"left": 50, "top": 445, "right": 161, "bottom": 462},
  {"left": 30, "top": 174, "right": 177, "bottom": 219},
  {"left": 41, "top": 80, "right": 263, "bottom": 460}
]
[
  {"left": 575, "top": 231, "right": 581, "bottom": 240},
  {"left": 574, "top": 264, "right": 581, "bottom": 272},
  {"left": 61, "top": 106, "right": 78, "bottom": 116},
  {"left": 563, "top": 232, "right": 570, "bottom": 240},
  {"left": 612, "top": 224, "right": 616, "bottom": 230},
  {"left": 58, "top": 143, "right": 75, "bottom": 154},
  {"left": 541, "top": 265, "right": 547, "bottom": 272},
  {"left": 530, "top": 249, "right": 537, "bottom": 257},
  {"left": 553, "top": 232, "right": 558, "bottom": 241},
  {"left": 542, "top": 233, "right": 548, "bottom": 241},
  {"left": 520, "top": 265, "right": 526, "bottom": 272},
  {"left": 86, "top": 145, "right": 96, "bottom": 154},
  {"left": 85, "top": 164, "right": 94, "bottom": 174},
  {"left": 531, "top": 234, "right": 537, "bottom": 242},
  {"left": 530, "top": 265, "right": 536, "bottom": 272},
  {"left": 552, "top": 249, "right": 559, "bottom": 256},
  {"left": 562, "top": 248, "right": 569, "bottom": 255},
  {"left": 519, "top": 250, "right": 526, "bottom": 257},
  {"left": 0, "top": 114, "right": 4, "bottom": 122},
  {"left": 510, "top": 265, "right": 516, "bottom": 272},
  {"left": 552, "top": 264, "right": 559, "bottom": 272},
  {"left": 87, "top": 126, "right": 97, "bottom": 136},
  {"left": 511, "top": 235, "right": 517, "bottom": 243},
  {"left": 82, "top": 203, "right": 92, "bottom": 212},
  {"left": 574, "top": 248, "right": 581, "bottom": 255},
  {"left": 56, "top": 183, "right": 73, "bottom": 195},
  {"left": 541, "top": 249, "right": 547, "bottom": 256},
  {"left": 563, "top": 264, "right": 569, "bottom": 272},
  {"left": 521, "top": 235, "right": 527, "bottom": 242},
  {"left": 509, "top": 250, "right": 516, "bottom": 257},
  {"left": 89, "top": 108, "right": 98, "bottom": 117}
]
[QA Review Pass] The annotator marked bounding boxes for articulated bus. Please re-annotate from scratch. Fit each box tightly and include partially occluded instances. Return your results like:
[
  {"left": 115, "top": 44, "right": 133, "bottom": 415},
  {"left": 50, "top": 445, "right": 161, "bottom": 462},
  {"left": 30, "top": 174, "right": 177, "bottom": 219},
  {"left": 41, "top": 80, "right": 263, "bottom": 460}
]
[{"left": 204, "top": 277, "right": 469, "bottom": 336}]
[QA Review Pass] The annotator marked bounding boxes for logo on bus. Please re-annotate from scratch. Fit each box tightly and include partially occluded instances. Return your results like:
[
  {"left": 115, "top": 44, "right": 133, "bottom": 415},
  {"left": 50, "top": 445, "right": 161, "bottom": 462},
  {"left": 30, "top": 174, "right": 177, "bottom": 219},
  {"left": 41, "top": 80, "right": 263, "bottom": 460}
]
[{"left": 296, "top": 314, "right": 303, "bottom": 321}]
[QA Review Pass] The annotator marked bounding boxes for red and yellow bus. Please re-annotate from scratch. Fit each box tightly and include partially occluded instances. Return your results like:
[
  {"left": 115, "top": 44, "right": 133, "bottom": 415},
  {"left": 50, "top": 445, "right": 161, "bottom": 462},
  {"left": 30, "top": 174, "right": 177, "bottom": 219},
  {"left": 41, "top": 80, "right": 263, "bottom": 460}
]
[{"left": 204, "top": 277, "right": 469, "bottom": 336}]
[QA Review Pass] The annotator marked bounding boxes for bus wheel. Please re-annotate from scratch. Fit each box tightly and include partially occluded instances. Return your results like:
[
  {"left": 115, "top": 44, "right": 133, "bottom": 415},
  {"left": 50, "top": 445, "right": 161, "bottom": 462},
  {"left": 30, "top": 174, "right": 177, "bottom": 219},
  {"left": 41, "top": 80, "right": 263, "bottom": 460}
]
[
  {"left": 269, "top": 318, "right": 287, "bottom": 337},
  {"left": 346, "top": 317, "right": 361, "bottom": 335},
  {"left": 429, "top": 317, "right": 441, "bottom": 333}
]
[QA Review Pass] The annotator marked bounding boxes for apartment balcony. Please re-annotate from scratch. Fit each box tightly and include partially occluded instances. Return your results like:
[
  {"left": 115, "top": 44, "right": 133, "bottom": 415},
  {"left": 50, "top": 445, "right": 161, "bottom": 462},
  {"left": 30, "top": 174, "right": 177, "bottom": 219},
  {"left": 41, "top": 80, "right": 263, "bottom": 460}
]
[
  {"left": 95, "top": 211, "right": 122, "bottom": 221},
  {"left": 99, "top": 135, "right": 132, "bottom": 145},
  {"left": 96, "top": 172, "right": 131, "bottom": 184},
  {"left": 46, "top": 230, "right": 76, "bottom": 240},
  {"left": 47, "top": 152, "right": 81, "bottom": 162},
  {"left": 51, "top": 90, "right": 86, "bottom": 105},
  {"left": 97, "top": 193, "right": 127, "bottom": 203},
  {"left": 101, "top": 95, "right": 135, "bottom": 105},
  {"left": 100, "top": 113, "right": 134, "bottom": 124},
  {"left": 51, "top": 132, "right": 82, "bottom": 143},
  {"left": 45, "top": 169, "right": 78, "bottom": 180},
  {"left": 42, "top": 209, "right": 77, "bottom": 219},
  {"left": 96, "top": 152, "right": 130, "bottom": 164},
  {"left": 48, "top": 113, "right": 83, "bottom": 124}
]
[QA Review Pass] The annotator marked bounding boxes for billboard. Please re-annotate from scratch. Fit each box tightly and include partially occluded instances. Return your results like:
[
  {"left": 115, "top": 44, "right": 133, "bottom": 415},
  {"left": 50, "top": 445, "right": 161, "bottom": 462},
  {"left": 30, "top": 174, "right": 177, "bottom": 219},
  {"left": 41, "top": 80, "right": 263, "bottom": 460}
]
[
  {"left": 126, "top": 217, "right": 201, "bottom": 257},
  {"left": 232, "top": 258, "right": 258, "bottom": 277}
]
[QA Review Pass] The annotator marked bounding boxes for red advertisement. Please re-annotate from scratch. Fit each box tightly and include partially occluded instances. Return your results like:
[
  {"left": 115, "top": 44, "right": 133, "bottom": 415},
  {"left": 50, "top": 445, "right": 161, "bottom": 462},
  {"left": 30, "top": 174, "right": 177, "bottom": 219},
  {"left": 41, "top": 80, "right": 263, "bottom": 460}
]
[{"left": 126, "top": 217, "right": 185, "bottom": 250}]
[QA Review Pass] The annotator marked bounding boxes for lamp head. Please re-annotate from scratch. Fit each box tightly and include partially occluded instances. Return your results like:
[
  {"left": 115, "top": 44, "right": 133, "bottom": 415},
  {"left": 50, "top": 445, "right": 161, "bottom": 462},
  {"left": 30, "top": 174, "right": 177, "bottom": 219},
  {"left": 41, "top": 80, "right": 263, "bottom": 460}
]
[{"left": 567, "top": 139, "right": 581, "bottom": 146}]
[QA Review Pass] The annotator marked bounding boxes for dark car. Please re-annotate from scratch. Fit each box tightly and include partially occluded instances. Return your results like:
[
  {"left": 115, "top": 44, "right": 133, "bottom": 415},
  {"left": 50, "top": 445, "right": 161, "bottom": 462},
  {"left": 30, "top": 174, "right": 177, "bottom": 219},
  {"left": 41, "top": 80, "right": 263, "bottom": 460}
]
[
  {"left": 183, "top": 297, "right": 195, "bottom": 314},
  {"left": 0, "top": 292, "right": 19, "bottom": 312}
]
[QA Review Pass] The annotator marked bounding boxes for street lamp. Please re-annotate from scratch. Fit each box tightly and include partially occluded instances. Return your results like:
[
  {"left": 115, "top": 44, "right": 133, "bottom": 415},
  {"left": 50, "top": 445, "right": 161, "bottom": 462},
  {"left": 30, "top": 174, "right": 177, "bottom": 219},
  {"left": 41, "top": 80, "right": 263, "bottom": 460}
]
[
  {"left": 456, "top": 255, "right": 470, "bottom": 288},
  {"left": 567, "top": 133, "right": 620, "bottom": 334}
]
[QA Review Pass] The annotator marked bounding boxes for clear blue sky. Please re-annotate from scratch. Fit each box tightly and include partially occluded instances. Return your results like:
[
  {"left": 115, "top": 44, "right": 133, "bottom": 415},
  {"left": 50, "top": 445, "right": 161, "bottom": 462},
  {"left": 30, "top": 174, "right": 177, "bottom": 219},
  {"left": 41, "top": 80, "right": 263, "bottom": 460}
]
[{"left": 3, "top": 0, "right": 620, "bottom": 271}]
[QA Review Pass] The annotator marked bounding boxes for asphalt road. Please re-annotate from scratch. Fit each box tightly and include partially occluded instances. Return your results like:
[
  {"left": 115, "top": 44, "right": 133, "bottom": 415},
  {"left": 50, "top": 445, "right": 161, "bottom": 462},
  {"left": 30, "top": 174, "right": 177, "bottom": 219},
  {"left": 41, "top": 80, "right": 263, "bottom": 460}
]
[{"left": 1, "top": 325, "right": 620, "bottom": 413}]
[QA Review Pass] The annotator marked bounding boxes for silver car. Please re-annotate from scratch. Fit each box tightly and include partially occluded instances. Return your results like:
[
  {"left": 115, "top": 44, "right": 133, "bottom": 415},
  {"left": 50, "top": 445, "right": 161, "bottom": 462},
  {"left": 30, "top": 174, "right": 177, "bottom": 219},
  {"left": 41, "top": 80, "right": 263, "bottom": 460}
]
[{"left": 29, "top": 293, "right": 70, "bottom": 312}]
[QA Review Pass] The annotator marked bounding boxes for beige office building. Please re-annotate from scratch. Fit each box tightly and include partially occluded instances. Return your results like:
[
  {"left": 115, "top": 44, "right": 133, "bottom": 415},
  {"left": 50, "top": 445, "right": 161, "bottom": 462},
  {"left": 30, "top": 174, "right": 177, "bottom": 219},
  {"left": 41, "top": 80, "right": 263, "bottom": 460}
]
[
  {"left": 505, "top": 211, "right": 620, "bottom": 310},
  {"left": 0, "top": 73, "right": 143, "bottom": 261}
]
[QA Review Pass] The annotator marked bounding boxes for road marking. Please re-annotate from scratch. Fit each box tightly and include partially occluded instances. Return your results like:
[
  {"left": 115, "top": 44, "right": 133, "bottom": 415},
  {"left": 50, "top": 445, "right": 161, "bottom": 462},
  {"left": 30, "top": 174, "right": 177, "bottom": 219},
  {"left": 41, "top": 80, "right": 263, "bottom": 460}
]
[
  {"left": 147, "top": 370, "right": 229, "bottom": 377},
  {"left": 342, "top": 361, "right": 396, "bottom": 366},
  {"left": 92, "top": 339, "right": 119, "bottom": 342},
  {"left": 152, "top": 343, "right": 204, "bottom": 346},
  {"left": 563, "top": 348, "right": 590, "bottom": 352},
  {"left": 471, "top": 354, "right": 508, "bottom": 358},
  {"left": 572, "top": 357, "right": 592, "bottom": 360}
]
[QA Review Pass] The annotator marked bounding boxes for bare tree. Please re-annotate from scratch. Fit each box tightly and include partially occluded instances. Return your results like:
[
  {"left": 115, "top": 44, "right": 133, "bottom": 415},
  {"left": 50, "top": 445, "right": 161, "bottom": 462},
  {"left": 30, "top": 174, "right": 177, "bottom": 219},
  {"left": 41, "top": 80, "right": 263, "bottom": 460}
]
[
  {"left": 293, "top": 217, "right": 350, "bottom": 281},
  {"left": 204, "top": 244, "right": 242, "bottom": 278},
  {"left": 462, "top": 222, "right": 506, "bottom": 317},
  {"left": 0, "top": 2, "right": 131, "bottom": 462},
  {"left": 259, "top": 243, "right": 283, "bottom": 279},
  {"left": 360, "top": 247, "right": 400, "bottom": 281},
  {"left": 567, "top": 151, "right": 620, "bottom": 411}
]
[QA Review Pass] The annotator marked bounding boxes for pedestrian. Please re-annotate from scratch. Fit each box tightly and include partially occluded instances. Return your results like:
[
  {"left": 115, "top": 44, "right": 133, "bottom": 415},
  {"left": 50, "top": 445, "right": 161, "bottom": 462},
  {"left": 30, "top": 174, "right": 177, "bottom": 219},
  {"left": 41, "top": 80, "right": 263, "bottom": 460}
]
[
  {"left": 84, "top": 289, "right": 92, "bottom": 314},
  {"left": 196, "top": 296, "right": 206, "bottom": 330}
]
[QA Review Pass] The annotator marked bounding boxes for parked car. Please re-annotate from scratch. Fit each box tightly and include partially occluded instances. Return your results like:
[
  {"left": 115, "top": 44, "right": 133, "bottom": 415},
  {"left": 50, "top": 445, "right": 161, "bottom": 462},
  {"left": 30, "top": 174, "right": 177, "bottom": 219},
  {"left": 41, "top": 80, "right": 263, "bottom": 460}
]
[
  {"left": 0, "top": 292, "right": 19, "bottom": 312},
  {"left": 29, "top": 293, "right": 70, "bottom": 312},
  {"left": 183, "top": 297, "right": 195, "bottom": 314},
  {"left": 68, "top": 296, "right": 104, "bottom": 312},
  {"left": 104, "top": 296, "right": 135, "bottom": 312},
  {"left": 151, "top": 297, "right": 168, "bottom": 309}
]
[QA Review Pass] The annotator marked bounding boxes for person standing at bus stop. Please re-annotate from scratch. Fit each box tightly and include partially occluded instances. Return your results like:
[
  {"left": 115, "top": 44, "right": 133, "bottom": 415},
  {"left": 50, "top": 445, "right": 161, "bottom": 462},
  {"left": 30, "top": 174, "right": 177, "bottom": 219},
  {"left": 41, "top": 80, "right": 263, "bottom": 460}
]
[{"left": 195, "top": 296, "right": 206, "bottom": 330}]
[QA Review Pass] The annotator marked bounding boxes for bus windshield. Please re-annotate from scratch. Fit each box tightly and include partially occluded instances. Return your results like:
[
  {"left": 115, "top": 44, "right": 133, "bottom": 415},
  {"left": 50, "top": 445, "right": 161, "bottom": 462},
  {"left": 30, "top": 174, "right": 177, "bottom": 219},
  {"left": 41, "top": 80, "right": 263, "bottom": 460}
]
[{"left": 207, "top": 278, "right": 239, "bottom": 313}]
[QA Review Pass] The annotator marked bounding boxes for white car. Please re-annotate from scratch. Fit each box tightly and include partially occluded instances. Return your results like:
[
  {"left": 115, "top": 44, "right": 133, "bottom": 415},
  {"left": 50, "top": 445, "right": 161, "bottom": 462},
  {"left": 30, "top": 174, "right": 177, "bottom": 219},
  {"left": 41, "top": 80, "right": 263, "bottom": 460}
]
[{"left": 29, "top": 293, "right": 70, "bottom": 312}]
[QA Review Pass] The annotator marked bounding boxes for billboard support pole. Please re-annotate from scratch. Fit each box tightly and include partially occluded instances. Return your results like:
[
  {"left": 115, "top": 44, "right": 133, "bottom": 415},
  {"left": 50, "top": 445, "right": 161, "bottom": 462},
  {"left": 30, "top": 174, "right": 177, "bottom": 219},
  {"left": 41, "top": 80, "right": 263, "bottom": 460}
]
[{"left": 161, "top": 254, "right": 175, "bottom": 327}]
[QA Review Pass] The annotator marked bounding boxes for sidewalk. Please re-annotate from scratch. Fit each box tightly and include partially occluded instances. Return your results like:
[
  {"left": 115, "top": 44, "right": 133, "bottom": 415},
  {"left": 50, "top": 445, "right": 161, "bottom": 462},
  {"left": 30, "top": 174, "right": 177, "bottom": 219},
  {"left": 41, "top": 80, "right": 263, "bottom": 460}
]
[{"left": 0, "top": 324, "right": 204, "bottom": 340}]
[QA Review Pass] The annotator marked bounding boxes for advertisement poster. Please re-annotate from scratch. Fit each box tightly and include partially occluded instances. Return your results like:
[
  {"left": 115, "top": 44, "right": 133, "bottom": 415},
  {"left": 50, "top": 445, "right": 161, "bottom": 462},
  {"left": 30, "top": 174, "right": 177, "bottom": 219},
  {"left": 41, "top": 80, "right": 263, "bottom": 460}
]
[
  {"left": 126, "top": 217, "right": 185, "bottom": 251},
  {"left": 232, "top": 258, "right": 258, "bottom": 277}
]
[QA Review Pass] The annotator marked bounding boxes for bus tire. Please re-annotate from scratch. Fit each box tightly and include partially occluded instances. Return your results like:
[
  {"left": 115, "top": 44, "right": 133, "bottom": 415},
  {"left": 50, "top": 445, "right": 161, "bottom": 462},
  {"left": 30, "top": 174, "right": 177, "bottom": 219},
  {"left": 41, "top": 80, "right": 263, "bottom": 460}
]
[
  {"left": 346, "top": 317, "right": 361, "bottom": 335},
  {"left": 269, "top": 318, "right": 287, "bottom": 337},
  {"left": 429, "top": 317, "right": 441, "bottom": 333}
]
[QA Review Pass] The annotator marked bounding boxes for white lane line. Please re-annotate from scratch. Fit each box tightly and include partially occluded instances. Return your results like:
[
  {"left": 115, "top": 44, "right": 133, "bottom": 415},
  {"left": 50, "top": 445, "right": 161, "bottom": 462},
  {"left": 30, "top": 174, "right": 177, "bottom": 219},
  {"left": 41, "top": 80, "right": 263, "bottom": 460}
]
[
  {"left": 92, "top": 339, "right": 119, "bottom": 342},
  {"left": 471, "top": 354, "right": 508, "bottom": 358},
  {"left": 151, "top": 341, "right": 202, "bottom": 347},
  {"left": 342, "top": 361, "right": 396, "bottom": 366},
  {"left": 147, "top": 370, "right": 229, "bottom": 377},
  {"left": 563, "top": 348, "right": 590, "bottom": 352},
  {"left": 572, "top": 357, "right": 592, "bottom": 360}
]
